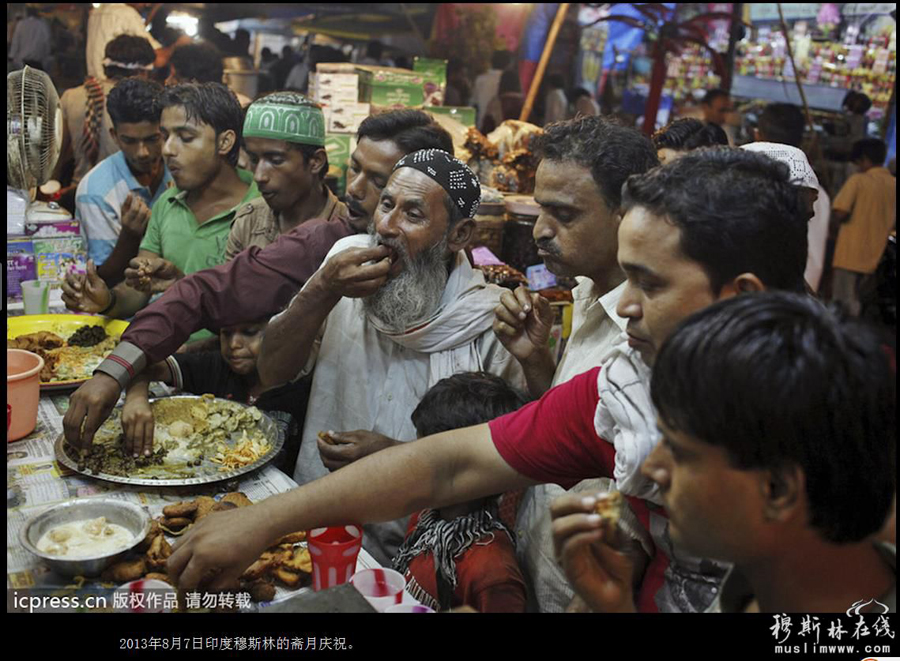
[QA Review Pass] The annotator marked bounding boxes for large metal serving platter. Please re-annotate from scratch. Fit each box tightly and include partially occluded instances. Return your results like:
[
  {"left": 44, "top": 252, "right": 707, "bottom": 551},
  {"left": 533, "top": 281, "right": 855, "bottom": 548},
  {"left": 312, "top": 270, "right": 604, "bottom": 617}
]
[{"left": 55, "top": 395, "right": 285, "bottom": 488}]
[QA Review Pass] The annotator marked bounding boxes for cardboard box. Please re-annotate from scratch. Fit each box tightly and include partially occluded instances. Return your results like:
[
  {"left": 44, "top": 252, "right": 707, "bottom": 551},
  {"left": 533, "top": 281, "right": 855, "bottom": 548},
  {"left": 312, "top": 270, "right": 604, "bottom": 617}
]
[
  {"left": 356, "top": 66, "right": 424, "bottom": 108},
  {"left": 324, "top": 133, "right": 355, "bottom": 198},
  {"left": 311, "top": 72, "right": 359, "bottom": 90},
  {"left": 33, "top": 237, "right": 87, "bottom": 290},
  {"left": 23, "top": 219, "right": 82, "bottom": 239},
  {"left": 413, "top": 57, "right": 447, "bottom": 107},
  {"left": 7, "top": 239, "right": 36, "bottom": 301}
]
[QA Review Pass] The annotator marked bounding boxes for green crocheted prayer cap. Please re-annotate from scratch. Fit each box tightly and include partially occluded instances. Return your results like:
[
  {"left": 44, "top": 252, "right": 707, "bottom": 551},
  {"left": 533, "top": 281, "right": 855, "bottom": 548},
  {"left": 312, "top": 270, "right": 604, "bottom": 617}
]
[{"left": 243, "top": 92, "right": 325, "bottom": 146}]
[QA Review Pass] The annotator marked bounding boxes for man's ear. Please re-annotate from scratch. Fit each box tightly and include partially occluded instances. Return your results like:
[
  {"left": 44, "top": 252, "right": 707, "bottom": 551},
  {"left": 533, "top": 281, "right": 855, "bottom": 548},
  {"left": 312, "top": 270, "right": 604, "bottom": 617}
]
[
  {"left": 307, "top": 147, "right": 328, "bottom": 178},
  {"left": 217, "top": 129, "right": 237, "bottom": 159},
  {"left": 447, "top": 217, "right": 476, "bottom": 253},
  {"left": 719, "top": 272, "right": 766, "bottom": 298},
  {"left": 760, "top": 465, "right": 804, "bottom": 524},
  {"left": 109, "top": 127, "right": 119, "bottom": 145}
]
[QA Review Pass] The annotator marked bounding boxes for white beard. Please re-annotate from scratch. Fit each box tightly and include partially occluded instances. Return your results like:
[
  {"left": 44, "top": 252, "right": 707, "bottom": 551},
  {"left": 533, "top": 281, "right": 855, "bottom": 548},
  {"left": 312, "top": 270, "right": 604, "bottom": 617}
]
[{"left": 362, "top": 228, "right": 450, "bottom": 333}]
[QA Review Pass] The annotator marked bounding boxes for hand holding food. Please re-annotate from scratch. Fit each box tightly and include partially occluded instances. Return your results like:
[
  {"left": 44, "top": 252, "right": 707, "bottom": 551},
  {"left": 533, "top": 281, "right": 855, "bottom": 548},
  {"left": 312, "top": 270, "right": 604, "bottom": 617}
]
[
  {"left": 316, "top": 429, "right": 399, "bottom": 471},
  {"left": 61, "top": 260, "right": 112, "bottom": 313},
  {"left": 125, "top": 257, "right": 183, "bottom": 294},
  {"left": 492, "top": 285, "right": 554, "bottom": 363},
  {"left": 120, "top": 193, "right": 152, "bottom": 238},
  {"left": 319, "top": 245, "right": 394, "bottom": 298},
  {"left": 63, "top": 372, "right": 123, "bottom": 449},
  {"left": 549, "top": 491, "right": 636, "bottom": 613}
]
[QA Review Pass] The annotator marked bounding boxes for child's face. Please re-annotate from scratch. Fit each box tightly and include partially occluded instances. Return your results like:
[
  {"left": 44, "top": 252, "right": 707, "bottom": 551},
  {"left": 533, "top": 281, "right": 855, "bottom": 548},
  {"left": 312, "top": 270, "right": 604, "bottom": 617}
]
[{"left": 220, "top": 322, "right": 266, "bottom": 376}]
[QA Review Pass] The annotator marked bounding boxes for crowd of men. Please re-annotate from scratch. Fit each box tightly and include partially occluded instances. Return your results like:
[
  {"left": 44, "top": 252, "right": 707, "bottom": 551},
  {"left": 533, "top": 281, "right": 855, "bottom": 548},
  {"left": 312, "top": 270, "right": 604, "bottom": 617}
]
[{"left": 29, "top": 20, "right": 894, "bottom": 615}]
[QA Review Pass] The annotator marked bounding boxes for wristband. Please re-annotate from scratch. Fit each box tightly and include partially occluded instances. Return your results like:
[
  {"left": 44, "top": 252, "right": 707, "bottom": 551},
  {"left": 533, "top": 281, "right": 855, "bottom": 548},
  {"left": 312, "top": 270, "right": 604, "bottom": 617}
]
[{"left": 98, "top": 289, "right": 117, "bottom": 315}]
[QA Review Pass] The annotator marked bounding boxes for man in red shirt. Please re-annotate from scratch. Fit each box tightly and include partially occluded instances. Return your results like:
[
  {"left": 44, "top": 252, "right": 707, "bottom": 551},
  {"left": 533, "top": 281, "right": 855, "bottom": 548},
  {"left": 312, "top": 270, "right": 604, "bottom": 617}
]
[
  {"left": 166, "top": 148, "right": 809, "bottom": 609},
  {"left": 553, "top": 293, "right": 895, "bottom": 613}
]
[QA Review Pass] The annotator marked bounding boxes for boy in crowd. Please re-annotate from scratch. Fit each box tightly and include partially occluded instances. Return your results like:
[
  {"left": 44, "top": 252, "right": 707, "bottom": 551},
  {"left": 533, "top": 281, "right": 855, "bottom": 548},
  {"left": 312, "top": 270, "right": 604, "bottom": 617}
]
[
  {"left": 62, "top": 82, "right": 258, "bottom": 343},
  {"left": 75, "top": 77, "right": 173, "bottom": 286},
  {"left": 393, "top": 373, "right": 529, "bottom": 613},
  {"left": 121, "top": 317, "right": 309, "bottom": 475},
  {"left": 552, "top": 292, "right": 896, "bottom": 613}
]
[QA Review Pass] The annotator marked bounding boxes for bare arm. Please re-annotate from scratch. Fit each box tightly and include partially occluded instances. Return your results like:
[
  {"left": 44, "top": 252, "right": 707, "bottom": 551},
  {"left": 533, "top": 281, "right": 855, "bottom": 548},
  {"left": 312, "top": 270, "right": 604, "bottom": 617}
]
[
  {"left": 168, "top": 423, "right": 538, "bottom": 590},
  {"left": 257, "top": 244, "right": 393, "bottom": 389}
]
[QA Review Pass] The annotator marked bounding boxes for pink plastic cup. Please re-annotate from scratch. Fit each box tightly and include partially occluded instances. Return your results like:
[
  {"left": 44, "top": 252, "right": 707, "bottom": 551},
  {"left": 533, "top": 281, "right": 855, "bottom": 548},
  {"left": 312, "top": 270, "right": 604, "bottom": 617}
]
[
  {"left": 7, "top": 350, "right": 44, "bottom": 442},
  {"left": 350, "top": 568, "right": 406, "bottom": 612},
  {"left": 306, "top": 525, "right": 363, "bottom": 592}
]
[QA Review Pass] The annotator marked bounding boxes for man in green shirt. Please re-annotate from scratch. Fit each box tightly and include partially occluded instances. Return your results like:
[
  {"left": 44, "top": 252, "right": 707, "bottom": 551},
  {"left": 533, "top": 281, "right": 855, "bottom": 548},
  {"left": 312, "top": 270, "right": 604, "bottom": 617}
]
[{"left": 62, "top": 82, "right": 259, "bottom": 342}]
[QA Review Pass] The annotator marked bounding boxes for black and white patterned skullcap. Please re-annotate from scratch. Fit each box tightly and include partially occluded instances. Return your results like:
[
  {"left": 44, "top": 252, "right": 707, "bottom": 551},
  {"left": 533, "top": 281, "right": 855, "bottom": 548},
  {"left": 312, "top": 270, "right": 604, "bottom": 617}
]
[{"left": 393, "top": 148, "right": 482, "bottom": 218}]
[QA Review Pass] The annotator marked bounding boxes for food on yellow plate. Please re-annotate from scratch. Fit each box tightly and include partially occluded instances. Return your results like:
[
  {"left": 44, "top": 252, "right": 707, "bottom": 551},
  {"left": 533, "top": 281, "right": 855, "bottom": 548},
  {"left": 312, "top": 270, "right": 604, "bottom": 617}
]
[
  {"left": 8, "top": 327, "right": 119, "bottom": 383},
  {"left": 593, "top": 491, "right": 624, "bottom": 528}
]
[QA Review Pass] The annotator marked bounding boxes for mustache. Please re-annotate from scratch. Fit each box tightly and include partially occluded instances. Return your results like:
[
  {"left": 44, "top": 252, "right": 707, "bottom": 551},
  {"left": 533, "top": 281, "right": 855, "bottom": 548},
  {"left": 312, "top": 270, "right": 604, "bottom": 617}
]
[
  {"left": 535, "top": 238, "right": 561, "bottom": 256},
  {"left": 343, "top": 196, "right": 368, "bottom": 218}
]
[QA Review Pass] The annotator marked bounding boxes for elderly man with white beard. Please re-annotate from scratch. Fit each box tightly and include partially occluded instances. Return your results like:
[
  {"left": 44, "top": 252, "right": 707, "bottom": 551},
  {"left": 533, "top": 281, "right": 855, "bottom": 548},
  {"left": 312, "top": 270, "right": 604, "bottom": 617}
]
[{"left": 257, "top": 149, "right": 525, "bottom": 565}]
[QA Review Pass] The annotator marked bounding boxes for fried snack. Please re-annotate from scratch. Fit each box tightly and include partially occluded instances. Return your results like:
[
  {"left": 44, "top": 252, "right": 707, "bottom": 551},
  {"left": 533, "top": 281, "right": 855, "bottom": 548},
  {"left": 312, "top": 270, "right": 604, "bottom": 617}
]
[
  {"left": 135, "top": 520, "right": 163, "bottom": 552},
  {"left": 8, "top": 331, "right": 65, "bottom": 351},
  {"left": 282, "top": 546, "right": 313, "bottom": 574},
  {"left": 220, "top": 492, "right": 252, "bottom": 509},
  {"left": 240, "top": 549, "right": 290, "bottom": 581},
  {"left": 101, "top": 557, "right": 147, "bottom": 583},
  {"left": 163, "top": 501, "right": 199, "bottom": 518},
  {"left": 159, "top": 517, "right": 192, "bottom": 535},
  {"left": 594, "top": 491, "right": 624, "bottom": 527},
  {"left": 193, "top": 496, "right": 217, "bottom": 521},
  {"left": 273, "top": 567, "right": 305, "bottom": 588},
  {"left": 145, "top": 535, "right": 172, "bottom": 571},
  {"left": 211, "top": 501, "right": 238, "bottom": 513},
  {"left": 242, "top": 579, "right": 276, "bottom": 603},
  {"left": 273, "top": 531, "right": 307, "bottom": 546}
]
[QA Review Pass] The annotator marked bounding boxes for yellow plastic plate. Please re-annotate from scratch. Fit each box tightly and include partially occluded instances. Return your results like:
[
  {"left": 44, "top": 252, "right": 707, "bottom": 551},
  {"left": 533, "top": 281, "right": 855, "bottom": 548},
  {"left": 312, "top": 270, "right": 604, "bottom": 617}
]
[{"left": 7, "top": 314, "right": 129, "bottom": 391}]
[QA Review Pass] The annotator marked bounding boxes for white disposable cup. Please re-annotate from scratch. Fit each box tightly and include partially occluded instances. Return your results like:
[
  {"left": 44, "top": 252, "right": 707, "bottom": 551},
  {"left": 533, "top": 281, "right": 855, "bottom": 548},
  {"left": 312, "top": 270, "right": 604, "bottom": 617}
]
[
  {"left": 21, "top": 280, "right": 50, "bottom": 315},
  {"left": 350, "top": 568, "right": 406, "bottom": 612}
]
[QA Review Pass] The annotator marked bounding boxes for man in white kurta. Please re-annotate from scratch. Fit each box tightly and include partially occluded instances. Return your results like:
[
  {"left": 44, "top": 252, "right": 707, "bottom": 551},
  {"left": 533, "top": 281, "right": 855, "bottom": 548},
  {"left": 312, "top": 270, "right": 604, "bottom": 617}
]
[
  {"left": 490, "top": 116, "right": 660, "bottom": 611},
  {"left": 262, "top": 150, "right": 525, "bottom": 566}
]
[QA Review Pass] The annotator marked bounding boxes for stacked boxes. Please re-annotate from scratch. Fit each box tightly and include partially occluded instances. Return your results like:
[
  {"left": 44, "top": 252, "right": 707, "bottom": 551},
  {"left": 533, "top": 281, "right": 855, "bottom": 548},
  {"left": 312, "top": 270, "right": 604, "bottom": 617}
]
[
  {"left": 309, "top": 72, "right": 371, "bottom": 135},
  {"left": 355, "top": 66, "right": 425, "bottom": 108}
]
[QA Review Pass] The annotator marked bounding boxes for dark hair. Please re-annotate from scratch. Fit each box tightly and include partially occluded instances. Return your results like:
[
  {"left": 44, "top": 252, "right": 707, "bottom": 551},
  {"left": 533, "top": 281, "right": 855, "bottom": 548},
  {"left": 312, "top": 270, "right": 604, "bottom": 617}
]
[
  {"left": 533, "top": 115, "right": 659, "bottom": 209},
  {"left": 651, "top": 292, "right": 896, "bottom": 543},
  {"left": 757, "top": 103, "right": 805, "bottom": 147},
  {"left": 357, "top": 109, "right": 454, "bottom": 155},
  {"left": 107, "top": 78, "right": 163, "bottom": 126},
  {"left": 491, "top": 50, "right": 513, "bottom": 71},
  {"left": 570, "top": 87, "right": 593, "bottom": 100},
  {"left": 411, "top": 372, "right": 529, "bottom": 437},
  {"left": 169, "top": 42, "right": 224, "bottom": 84},
  {"left": 160, "top": 83, "right": 244, "bottom": 167},
  {"left": 851, "top": 138, "right": 887, "bottom": 165},
  {"left": 103, "top": 34, "right": 155, "bottom": 80},
  {"left": 622, "top": 147, "right": 807, "bottom": 294},
  {"left": 843, "top": 90, "right": 872, "bottom": 115},
  {"left": 652, "top": 118, "right": 729, "bottom": 151},
  {"left": 702, "top": 88, "right": 729, "bottom": 105},
  {"left": 499, "top": 69, "right": 521, "bottom": 94},
  {"left": 546, "top": 72, "right": 566, "bottom": 90}
]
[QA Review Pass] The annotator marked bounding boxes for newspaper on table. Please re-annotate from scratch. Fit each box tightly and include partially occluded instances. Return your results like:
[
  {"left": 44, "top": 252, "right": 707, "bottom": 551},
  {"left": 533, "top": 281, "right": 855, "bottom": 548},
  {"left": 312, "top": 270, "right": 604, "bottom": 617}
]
[{"left": 7, "top": 388, "right": 350, "bottom": 610}]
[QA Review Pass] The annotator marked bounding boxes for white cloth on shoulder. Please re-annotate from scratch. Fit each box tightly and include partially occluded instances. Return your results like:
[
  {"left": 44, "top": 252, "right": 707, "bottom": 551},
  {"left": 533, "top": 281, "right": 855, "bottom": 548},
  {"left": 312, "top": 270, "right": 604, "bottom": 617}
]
[{"left": 593, "top": 341, "right": 663, "bottom": 505}]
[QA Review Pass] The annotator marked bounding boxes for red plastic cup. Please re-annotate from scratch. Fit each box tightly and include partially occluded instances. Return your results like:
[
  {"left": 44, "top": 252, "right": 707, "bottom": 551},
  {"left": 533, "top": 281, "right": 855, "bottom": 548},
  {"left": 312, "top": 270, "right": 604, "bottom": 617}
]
[{"left": 306, "top": 525, "right": 363, "bottom": 592}]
